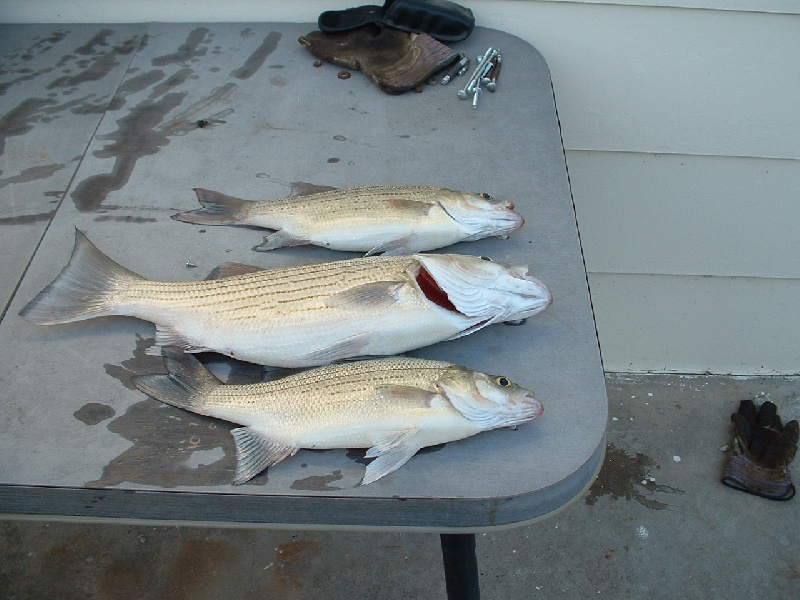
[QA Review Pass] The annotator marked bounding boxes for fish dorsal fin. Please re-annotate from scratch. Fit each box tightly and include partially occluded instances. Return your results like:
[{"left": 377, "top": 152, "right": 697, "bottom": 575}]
[
  {"left": 205, "top": 262, "right": 266, "bottom": 280},
  {"left": 324, "top": 281, "right": 404, "bottom": 310},
  {"left": 289, "top": 181, "right": 338, "bottom": 196},
  {"left": 231, "top": 427, "right": 299, "bottom": 485},
  {"left": 362, "top": 427, "right": 421, "bottom": 485}
]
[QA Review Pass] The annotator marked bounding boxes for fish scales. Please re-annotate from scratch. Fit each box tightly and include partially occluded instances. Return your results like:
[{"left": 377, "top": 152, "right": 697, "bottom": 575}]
[
  {"left": 131, "top": 350, "right": 544, "bottom": 484},
  {"left": 124, "top": 256, "right": 418, "bottom": 313},
  {"left": 173, "top": 184, "right": 525, "bottom": 254},
  {"left": 21, "top": 230, "right": 552, "bottom": 367}
]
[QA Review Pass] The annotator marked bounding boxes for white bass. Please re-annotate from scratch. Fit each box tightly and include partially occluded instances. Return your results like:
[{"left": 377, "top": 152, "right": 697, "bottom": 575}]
[
  {"left": 133, "top": 348, "right": 544, "bottom": 485},
  {"left": 172, "top": 184, "right": 524, "bottom": 255},
  {"left": 20, "top": 230, "right": 552, "bottom": 367}
]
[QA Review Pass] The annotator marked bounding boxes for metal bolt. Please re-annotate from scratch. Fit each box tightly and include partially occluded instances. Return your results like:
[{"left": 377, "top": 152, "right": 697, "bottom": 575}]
[
  {"left": 483, "top": 54, "right": 502, "bottom": 92},
  {"left": 441, "top": 53, "right": 469, "bottom": 85},
  {"left": 472, "top": 86, "right": 482, "bottom": 109},
  {"left": 458, "top": 47, "right": 496, "bottom": 99}
]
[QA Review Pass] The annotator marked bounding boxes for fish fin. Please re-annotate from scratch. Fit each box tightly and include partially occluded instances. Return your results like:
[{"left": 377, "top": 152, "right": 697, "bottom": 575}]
[
  {"left": 19, "top": 228, "right": 143, "bottom": 325},
  {"left": 375, "top": 385, "right": 438, "bottom": 407},
  {"left": 205, "top": 262, "right": 266, "bottom": 280},
  {"left": 152, "top": 326, "right": 213, "bottom": 354},
  {"left": 171, "top": 188, "right": 251, "bottom": 225},
  {"left": 324, "top": 281, "right": 404, "bottom": 310},
  {"left": 289, "top": 181, "right": 338, "bottom": 196},
  {"left": 131, "top": 347, "right": 221, "bottom": 413},
  {"left": 444, "top": 318, "right": 492, "bottom": 341},
  {"left": 252, "top": 230, "right": 308, "bottom": 252},
  {"left": 231, "top": 427, "right": 299, "bottom": 484},
  {"left": 362, "top": 428, "right": 421, "bottom": 485},
  {"left": 365, "top": 234, "right": 417, "bottom": 257},
  {"left": 384, "top": 198, "right": 434, "bottom": 216},
  {"left": 299, "top": 334, "right": 373, "bottom": 364}
]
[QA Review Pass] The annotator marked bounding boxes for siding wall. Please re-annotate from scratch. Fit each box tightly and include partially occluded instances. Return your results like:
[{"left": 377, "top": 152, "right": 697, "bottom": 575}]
[{"left": 3, "top": 0, "right": 798, "bottom": 374}]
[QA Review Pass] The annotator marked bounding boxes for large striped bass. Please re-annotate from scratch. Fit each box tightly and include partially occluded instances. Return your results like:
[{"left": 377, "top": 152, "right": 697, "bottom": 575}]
[
  {"left": 172, "top": 184, "right": 524, "bottom": 255},
  {"left": 133, "top": 348, "right": 544, "bottom": 485},
  {"left": 20, "top": 229, "right": 552, "bottom": 367}
]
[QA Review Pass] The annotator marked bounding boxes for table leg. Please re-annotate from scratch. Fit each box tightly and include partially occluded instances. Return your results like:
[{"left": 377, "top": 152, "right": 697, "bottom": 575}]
[{"left": 439, "top": 533, "right": 480, "bottom": 600}]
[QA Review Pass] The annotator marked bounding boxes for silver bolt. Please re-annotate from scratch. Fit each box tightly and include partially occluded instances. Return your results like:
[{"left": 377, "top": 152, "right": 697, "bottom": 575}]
[
  {"left": 472, "top": 86, "right": 482, "bottom": 109},
  {"left": 458, "top": 47, "right": 496, "bottom": 99},
  {"left": 484, "top": 54, "right": 502, "bottom": 92}
]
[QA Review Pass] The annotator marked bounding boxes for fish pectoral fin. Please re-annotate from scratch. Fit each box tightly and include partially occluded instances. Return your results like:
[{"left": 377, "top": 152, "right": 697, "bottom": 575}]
[
  {"left": 300, "top": 334, "right": 373, "bottom": 364},
  {"left": 365, "top": 234, "right": 417, "bottom": 257},
  {"left": 252, "top": 230, "right": 308, "bottom": 252},
  {"left": 205, "top": 262, "right": 267, "bottom": 280},
  {"left": 375, "top": 385, "right": 438, "bottom": 407},
  {"left": 324, "top": 281, "right": 404, "bottom": 310},
  {"left": 150, "top": 327, "right": 213, "bottom": 355},
  {"left": 231, "top": 427, "right": 299, "bottom": 485},
  {"left": 362, "top": 428, "right": 421, "bottom": 485},
  {"left": 385, "top": 198, "right": 434, "bottom": 216}
]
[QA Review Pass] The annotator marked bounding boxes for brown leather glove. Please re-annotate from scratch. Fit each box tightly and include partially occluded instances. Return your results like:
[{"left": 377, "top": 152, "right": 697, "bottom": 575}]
[
  {"left": 722, "top": 400, "right": 798, "bottom": 500},
  {"left": 299, "top": 25, "right": 457, "bottom": 94}
]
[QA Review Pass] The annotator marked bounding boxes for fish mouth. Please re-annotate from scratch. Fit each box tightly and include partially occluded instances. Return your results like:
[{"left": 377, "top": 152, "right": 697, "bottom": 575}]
[
  {"left": 520, "top": 393, "right": 544, "bottom": 419},
  {"left": 507, "top": 393, "right": 544, "bottom": 424}
]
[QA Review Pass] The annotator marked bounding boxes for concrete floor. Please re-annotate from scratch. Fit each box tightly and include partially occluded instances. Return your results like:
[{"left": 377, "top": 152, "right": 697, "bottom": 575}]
[{"left": 2, "top": 373, "right": 799, "bottom": 599}]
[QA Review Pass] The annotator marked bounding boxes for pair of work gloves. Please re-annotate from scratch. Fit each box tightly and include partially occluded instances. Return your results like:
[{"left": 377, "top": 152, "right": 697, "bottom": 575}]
[
  {"left": 300, "top": 0, "right": 474, "bottom": 94},
  {"left": 722, "top": 399, "right": 798, "bottom": 501}
]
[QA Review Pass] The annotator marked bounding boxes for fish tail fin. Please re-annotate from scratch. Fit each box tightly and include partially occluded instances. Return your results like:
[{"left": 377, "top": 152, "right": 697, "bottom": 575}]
[
  {"left": 19, "top": 228, "right": 143, "bottom": 325},
  {"left": 172, "top": 188, "right": 251, "bottom": 225},
  {"left": 131, "top": 347, "right": 222, "bottom": 413}
]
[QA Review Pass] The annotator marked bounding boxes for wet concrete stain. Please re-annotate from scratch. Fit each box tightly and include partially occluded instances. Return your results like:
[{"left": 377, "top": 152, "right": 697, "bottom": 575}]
[
  {"left": 585, "top": 443, "right": 684, "bottom": 509},
  {"left": 75, "top": 29, "right": 116, "bottom": 55},
  {"left": 0, "top": 97, "right": 58, "bottom": 156},
  {"left": 74, "top": 402, "right": 116, "bottom": 425},
  {"left": 159, "top": 83, "right": 237, "bottom": 136},
  {"left": 164, "top": 538, "right": 237, "bottom": 600},
  {"left": 0, "top": 163, "right": 66, "bottom": 189},
  {"left": 290, "top": 470, "right": 344, "bottom": 491},
  {"left": 95, "top": 334, "right": 268, "bottom": 488},
  {"left": 46, "top": 44, "right": 135, "bottom": 91},
  {"left": 230, "top": 31, "right": 282, "bottom": 80},
  {"left": 273, "top": 539, "right": 321, "bottom": 592},
  {"left": 93, "top": 214, "right": 158, "bottom": 223},
  {"left": 91, "top": 336, "right": 234, "bottom": 487},
  {"left": 69, "top": 27, "right": 250, "bottom": 210},
  {"left": 101, "top": 561, "right": 149, "bottom": 600},
  {"left": 70, "top": 91, "right": 187, "bottom": 211},
  {"left": 0, "top": 210, "right": 56, "bottom": 225},
  {"left": 152, "top": 27, "right": 212, "bottom": 67}
]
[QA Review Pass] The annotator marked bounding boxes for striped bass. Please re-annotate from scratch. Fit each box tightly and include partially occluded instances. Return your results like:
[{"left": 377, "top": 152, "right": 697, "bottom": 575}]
[
  {"left": 172, "top": 184, "right": 524, "bottom": 255},
  {"left": 133, "top": 348, "right": 544, "bottom": 485},
  {"left": 20, "top": 230, "right": 552, "bottom": 367}
]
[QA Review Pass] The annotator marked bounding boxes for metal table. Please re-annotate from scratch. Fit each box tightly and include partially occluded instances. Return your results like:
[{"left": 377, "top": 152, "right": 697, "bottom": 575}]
[{"left": 0, "top": 23, "right": 607, "bottom": 598}]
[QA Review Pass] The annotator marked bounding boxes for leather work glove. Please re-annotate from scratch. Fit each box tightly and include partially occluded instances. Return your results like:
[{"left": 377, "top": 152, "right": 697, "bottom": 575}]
[
  {"left": 722, "top": 400, "right": 798, "bottom": 500},
  {"left": 299, "top": 26, "right": 457, "bottom": 94}
]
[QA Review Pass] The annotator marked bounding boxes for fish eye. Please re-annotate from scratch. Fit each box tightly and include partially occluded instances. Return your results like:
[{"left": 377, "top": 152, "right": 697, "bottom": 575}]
[
  {"left": 495, "top": 376, "right": 511, "bottom": 387},
  {"left": 480, "top": 256, "right": 493, "bottom": 261},
  {"left": 479, "top": 193, "right": 492, "bottom": 199}
]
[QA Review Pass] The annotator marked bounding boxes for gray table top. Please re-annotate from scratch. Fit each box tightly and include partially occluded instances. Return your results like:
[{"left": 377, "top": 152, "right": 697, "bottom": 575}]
[{"left": 0, "top": 22, "right": 606, "bottom": 531}]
